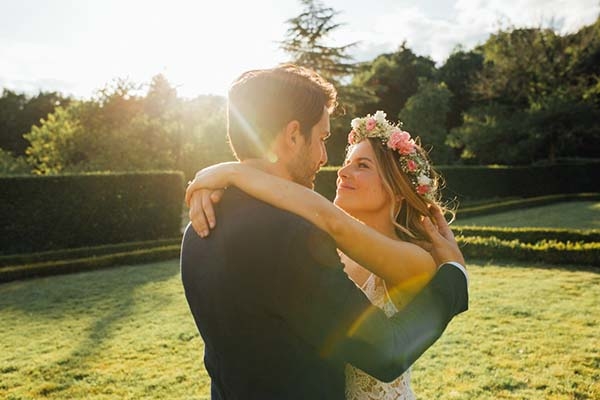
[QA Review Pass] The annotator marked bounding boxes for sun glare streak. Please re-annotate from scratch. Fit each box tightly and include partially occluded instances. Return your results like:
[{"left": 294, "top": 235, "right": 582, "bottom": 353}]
[
  {"left": 227, "top": 103, "right": 277, "bottom": 162},
  {"left": 318, "top": 273, "right": 435, "bottom": 358}
]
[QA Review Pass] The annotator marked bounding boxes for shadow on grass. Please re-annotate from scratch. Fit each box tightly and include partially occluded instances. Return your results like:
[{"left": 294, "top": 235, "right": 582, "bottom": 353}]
[{"left": 0, "top": 260, "right": 181, "bottom": 385}]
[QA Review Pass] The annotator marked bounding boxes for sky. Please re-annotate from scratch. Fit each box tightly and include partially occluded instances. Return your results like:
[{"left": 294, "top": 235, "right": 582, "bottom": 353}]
[{"left": 1, "top": 0, "right": 598, "bottom": 99}]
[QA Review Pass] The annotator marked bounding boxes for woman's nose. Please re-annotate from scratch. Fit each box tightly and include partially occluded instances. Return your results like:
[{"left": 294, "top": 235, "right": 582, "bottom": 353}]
[{"left": 337, "top": 163, "right": 350, "bottom": 178}]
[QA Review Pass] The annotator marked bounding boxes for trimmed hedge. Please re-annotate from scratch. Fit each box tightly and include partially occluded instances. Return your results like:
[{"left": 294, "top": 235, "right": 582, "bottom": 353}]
[
  {"left": 0, "top": 245, "right": 180, "bottom": 283},
  {"left": 457, "top": 236, "right": 600, "bottom": 267},
  {"left": 315, "top": 162, "right": 600, "bottom": 201},
  {"left": 454, "top": 226, "right": 600, "bottom": 244},
  {"left": 0, "top": 238, "right": 181, "bottom": 267},
  {"left": 440, "top": 163, "right": 600, "bottom": 200},
  {"left": 456, "top": 193, "right": 600, "bottom": 218},
  {"left": 0, "top": 172, "right": 184, "bottom": 255}
]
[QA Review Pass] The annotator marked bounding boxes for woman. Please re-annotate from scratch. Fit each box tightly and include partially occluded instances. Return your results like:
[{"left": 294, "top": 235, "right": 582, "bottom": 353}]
[{"left": 186, "top": 111, "right": 455, "bottom": 400}]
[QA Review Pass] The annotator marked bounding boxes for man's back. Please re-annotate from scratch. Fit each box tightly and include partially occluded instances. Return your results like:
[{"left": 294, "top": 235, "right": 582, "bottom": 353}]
[{"left": 181, "top": 188, "right": 350, "bottom": 399}]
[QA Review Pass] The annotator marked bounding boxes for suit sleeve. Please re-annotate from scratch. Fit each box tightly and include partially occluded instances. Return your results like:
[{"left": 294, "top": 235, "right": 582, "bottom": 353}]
[{"left": 275, "top": 222, "right": 468, "bottom": 382}]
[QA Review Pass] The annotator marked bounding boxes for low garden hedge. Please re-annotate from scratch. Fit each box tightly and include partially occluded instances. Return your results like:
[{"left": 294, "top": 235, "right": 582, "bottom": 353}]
[
  {"left": 0, "top": 238, "right": 181, "bottom": 267},
  {"left": 315, "top": 162, "right": 600, "bottom": 201},
  {"left": 454, "top": 226, "right": 600, "bottom": 244},
  {"left": 457, "top": 236, "right": 600, "bottom": 267},
  {"left": 1, "top": 171, "right": 184, "bottom": 255},
  {"left": 0, "top": 244, "right": 181, "bottom": 283}
]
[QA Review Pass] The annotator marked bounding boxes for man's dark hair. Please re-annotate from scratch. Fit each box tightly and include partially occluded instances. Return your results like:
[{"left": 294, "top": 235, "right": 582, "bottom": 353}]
[{"left": 227, "top": 64, "right": 337, "bottom": 160}]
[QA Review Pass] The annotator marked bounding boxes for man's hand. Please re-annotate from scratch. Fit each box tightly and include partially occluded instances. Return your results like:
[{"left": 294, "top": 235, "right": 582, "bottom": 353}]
[
  {"left": 188, "top": 189, "right": 224, "bottom": 238},
  {"left": 420, "top": 205, "right": 466, "bottom": 267}
]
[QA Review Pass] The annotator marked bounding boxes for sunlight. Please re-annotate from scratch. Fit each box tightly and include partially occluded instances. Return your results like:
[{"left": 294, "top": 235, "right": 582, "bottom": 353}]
[{"left": 34, "top": 0, "right": 288, "bottom": 99}]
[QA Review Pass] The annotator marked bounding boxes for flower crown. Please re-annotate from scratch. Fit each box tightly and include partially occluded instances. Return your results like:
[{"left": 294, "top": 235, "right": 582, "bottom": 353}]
[{"left": 347, "top": 110, "right": 435, "bottom": 201}]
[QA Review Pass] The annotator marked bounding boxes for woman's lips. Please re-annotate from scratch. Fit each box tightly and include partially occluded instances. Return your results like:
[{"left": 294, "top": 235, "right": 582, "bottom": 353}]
[{"left": 337, "top": 183, "right": 355, "bottom": 190}]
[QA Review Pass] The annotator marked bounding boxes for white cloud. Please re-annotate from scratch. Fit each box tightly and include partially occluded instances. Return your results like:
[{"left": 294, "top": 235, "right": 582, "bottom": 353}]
[{"left": 341, "top": 0, "right": 599, "bottom": 64}]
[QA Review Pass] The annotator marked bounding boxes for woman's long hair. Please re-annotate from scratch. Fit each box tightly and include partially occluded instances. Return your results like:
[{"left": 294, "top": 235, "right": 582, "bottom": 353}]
[{"left": 364, "top": 137, "right": 455, "bottom": 242}]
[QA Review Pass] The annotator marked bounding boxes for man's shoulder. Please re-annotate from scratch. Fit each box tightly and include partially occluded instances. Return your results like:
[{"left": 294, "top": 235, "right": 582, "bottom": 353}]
[
  {"left": 221, "top": 187, "right": 318, "bottom": 230},
  {"left": 221, "top": 188, "right": 338, "bottom": 261}
]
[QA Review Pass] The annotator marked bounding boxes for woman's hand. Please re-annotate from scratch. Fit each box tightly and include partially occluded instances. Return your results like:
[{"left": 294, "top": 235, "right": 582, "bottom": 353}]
[
  {"left": 185, "top": 162, "right": 238, "bottom": 206},
  {"left": 188, "top": 189, "right": 224, "bottom": 238},
  {"left": 420, "top": 205, "right": 465, "bottom": 267},
  {"left": 185, "top": 162, "right": 238, "bottom": 238}
]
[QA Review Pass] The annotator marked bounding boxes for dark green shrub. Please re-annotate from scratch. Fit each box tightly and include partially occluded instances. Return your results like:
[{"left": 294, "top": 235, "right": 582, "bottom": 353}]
[
  {"left": 0, "top": 245, "right": 180, "bottom": 283},
  {"left": 0, "top": 172, "right": 184, "bottom": 255},
  {"left": 0, "top": 238, "right": 181, "bottom": 267},
  {"left": 454, "top": 226, "right": 600, "bottom": 244},
  {"left": 314, "top": 162, "right": 600, "bottom": 201},
  {"left": 458, "top": 236, "right": 600, "bottom": 267}
]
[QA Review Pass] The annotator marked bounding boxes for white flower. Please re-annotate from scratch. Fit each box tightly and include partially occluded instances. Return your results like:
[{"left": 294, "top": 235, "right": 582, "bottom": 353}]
[
  {"left": 351, "top": 118, "right": 361, "bottom": 129},
  {"left": 374, "top": 110, "right": 387, "bottom": 124},
  {"left": 418, "top": 174, "right": 432, "bottom": 185}
]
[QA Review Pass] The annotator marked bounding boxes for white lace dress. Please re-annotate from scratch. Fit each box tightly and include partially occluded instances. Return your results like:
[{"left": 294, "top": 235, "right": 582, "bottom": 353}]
[{"left": 345, "top": 273, "right": 416, "bottom": 400}]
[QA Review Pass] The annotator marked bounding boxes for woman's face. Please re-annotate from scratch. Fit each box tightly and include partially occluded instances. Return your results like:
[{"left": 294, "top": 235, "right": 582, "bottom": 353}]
[{"left": 333, "top": 140, "right": 393, "bottom": 216}]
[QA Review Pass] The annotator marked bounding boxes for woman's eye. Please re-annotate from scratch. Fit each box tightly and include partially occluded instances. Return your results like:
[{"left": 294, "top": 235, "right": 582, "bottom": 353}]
[{"left": 358, "top": 162, "right": 369, "bottom": 168}]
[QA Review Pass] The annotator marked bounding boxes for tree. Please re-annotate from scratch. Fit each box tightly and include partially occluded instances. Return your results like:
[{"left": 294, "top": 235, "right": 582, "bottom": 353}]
[
  {"left": 451, "top": 21, "right": 600, "bottom": 164},
  {"left": 351, "top": 43, "right": 437, "bottom": 120},
  {"left": 24, "top": 105, "right": 82, "bottom": 174},
  {"left": 399, "top": 80, "right": 454, "bottom": 164},
  {"left": 281, "top": 0, "right": 375, "bottom": 165},
  {"left": 0, "top": 90, "right": 69, "bottom": 156},
  {"left": 0, "top": 148, "right": 30, "bottom": 175},
  {"left": 23, "top": 75, "right": 233, "bottom": 176},
  {"left": 438, "top": 48, "right": 484, "bottom": 130},
  {"left": 281, "top": 0, "right": 357, "bottom": 79}
]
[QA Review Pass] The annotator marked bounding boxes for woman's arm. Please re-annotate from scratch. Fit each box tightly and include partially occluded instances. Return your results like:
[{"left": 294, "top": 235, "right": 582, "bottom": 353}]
[{"left": 186, "top": 162, "right": 436, "bottom": 292}]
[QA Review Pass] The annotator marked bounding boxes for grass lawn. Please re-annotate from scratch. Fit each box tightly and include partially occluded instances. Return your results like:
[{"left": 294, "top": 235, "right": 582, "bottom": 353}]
[
  {"left": 457, "top": 201, "right": 600, "bottom": 229},
  {"left": 1, "top": 259, "right": 599, "bottom": 399}
]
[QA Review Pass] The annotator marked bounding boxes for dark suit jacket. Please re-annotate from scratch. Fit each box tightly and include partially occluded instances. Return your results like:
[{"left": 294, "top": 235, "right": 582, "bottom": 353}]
[{"left": 181, "top": 188, "right": 468, "bottom": 400}]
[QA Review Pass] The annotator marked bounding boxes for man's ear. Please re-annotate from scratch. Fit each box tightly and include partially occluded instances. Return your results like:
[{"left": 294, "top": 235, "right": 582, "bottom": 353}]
[{"left": 283, "top": 120, "right": 302, "bottom": 147}]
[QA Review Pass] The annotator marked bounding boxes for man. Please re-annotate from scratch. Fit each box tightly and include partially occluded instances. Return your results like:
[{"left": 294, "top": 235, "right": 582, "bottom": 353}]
[{"left": 181, "top": 64, "right": 468, "bottom": 399}]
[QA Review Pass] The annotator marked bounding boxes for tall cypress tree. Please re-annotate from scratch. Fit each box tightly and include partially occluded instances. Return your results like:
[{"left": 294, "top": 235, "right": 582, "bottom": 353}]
[{"left": 280, "top": 0, "right": 375, "bottom": 164}]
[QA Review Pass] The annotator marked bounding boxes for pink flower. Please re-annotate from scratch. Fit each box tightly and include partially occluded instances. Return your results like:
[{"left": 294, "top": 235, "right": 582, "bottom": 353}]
[
  {"left": 406, "top": 159, "right": 417, "bottom": 172},
  {"left": 388, "top": 130, "right": 415, "bottom": 155},
  {"left": 348, "top": 131, "right": 356, "bottom": 144},
  {"left": 365, "top": 118, "right": 377, "bottom": 131},
  {"left": 417, "top": 184, "right": 430, "bottom": 195}
]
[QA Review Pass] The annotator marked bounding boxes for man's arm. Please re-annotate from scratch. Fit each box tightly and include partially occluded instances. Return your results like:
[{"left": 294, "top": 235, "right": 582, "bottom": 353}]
[{"left": 277, "top": 223, "right": 468, "bottom": 382}]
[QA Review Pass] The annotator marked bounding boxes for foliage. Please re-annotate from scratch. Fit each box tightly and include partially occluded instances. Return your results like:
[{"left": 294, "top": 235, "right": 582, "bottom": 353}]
[
  {"left": 280, "top": 0, "right": 375, "bottom": 165},
  {"left": 449, "top": 21, "right": 600, "bottom": 164},
  {"left": 23, "top": 76, "right": 232, "bottom": 178},
  {"left": 281, "top": 0, "right": 357, "bottom": 82},
  {"left": 351, "top": 43, "right": 436, "bottom": 119},
  {"left": 454, "top": 226, "right": 600, "bottom": 244},
  {"left": 457, "top": 235, "right": 600, "bottom": 266},
  {"left": 0, "top": 89, "right": 70, "bottom": 155},
  {"left": 316, "top": 163, "right": 600, "bottom": 201},
  {"left": 449, "top": 96, "right": 600, "bottom": 164},
  {"left": 438, "top": 48, "right": 484, "bottom": 129},
  {"left": 399, "top": 80, "right": 454, "bottom": 163},
  {"left": 0, "top": 148, "right": 30, "bottom": 175},
  {"left": 1, "top": 172, "right": 184, "bottom": 254},
  {"left": 0, "top": 245, "right": 180, "bottom": 283},
  {"left": 0, "top": 238, "right": 180, "bottom": 267}
]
